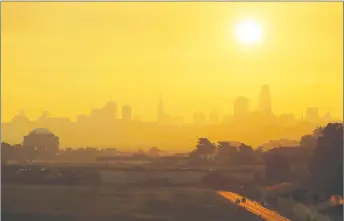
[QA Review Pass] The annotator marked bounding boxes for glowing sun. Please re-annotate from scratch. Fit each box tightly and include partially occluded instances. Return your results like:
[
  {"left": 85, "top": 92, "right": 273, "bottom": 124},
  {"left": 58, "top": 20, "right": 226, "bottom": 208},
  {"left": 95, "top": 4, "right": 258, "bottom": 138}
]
[{"left": 235, "top": 20, "right": 263, "bottom": 45}]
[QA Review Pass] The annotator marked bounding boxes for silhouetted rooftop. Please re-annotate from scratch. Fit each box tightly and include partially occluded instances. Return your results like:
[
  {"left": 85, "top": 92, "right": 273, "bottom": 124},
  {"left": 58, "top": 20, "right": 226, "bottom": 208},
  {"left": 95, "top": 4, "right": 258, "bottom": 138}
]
[{"left": 28, "top": 128, "right": 55, "bottom": 136}]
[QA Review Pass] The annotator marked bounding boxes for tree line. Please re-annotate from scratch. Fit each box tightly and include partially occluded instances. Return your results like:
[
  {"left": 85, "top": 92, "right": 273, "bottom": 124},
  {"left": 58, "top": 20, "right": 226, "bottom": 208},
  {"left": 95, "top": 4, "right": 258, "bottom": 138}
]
[{"left": 189, "top": 123, "right": 343, "bottom": 197}]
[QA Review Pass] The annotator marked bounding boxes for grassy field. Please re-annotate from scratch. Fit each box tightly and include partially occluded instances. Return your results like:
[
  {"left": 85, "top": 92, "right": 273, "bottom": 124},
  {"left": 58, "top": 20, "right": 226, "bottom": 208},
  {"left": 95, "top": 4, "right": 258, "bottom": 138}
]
[{"left": 2, "top": 184, "right": 262, "bottom": 221}]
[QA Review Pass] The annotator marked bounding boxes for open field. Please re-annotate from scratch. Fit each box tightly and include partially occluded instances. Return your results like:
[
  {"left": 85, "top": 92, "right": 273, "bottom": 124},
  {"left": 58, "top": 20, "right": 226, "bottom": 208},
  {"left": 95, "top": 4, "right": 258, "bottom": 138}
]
[
  {"left": 2, "top": 184, "right": 262, "bottom": 221},
  {"left": 2, "top": 163, "right": 310, "bottom": 221}
]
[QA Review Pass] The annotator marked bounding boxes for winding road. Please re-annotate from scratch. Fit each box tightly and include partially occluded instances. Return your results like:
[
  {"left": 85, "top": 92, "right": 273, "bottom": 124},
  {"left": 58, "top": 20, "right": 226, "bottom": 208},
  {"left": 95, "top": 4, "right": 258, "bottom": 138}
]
[{"left": 217, "top": 191, "right": 291, "bottom": 221}]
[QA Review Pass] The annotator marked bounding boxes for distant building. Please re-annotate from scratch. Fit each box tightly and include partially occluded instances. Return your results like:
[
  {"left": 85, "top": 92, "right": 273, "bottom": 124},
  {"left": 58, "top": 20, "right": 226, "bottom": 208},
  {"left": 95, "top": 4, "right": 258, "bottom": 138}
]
[
  {"left": 85, "top": 147, "right": 98, "bottom": 153},
  {"left": 77, "top": 114, "right": 89, "bottom": 123},
  {"left": 47, "top": 117, "right": 71, "bottom": 130},
  {"left": 103, "top": 101, "right": 118, "bottom": 120},
  {"left": 193, "top": 112, "right": 206, "bottom": 126},
  {"left": 147, "top": 146, "right": 161, "bottom": 156},
  {"left": 11, "top": 111, "right": 31, "bottom": 125},
  {"left": 234, "top": 96, "right": 250, "bottom": 117},
  {"left": 36, "top": 111, "right": 50, "bottom": 127},
  {"left": 23, "top": 128, "right": 59, "bottom": 154},
  {"left": 209, "top": 110, "right": 220, "bottom": 124},
  {"left": 258, "top": 85, "right": 272, "bottom": 115},
  {"left": 279, "top": 114, "right": 296, "bottom": 126},
  {"left": 122, "top": 105, "right": 132, "bottom": 121},
  {"left": 305, "top": 107, "right": 319, "bottom": 123},
  {"left": 91, "top": 108, "right": 102, "bottom": 118},
  {"left": 100, "top": 148, "right": 117, "bottom": 155},
  {"left": 90, "top": 101, "right": 118, "bottom": 122}
]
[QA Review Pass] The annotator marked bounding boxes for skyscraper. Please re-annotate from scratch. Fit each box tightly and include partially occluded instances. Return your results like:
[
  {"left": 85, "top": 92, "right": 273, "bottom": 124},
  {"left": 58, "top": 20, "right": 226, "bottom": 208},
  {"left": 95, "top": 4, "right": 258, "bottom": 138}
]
[
  {"left": 234, "top": 96, "right": 250, "bottom": 117},
  {"left": 122, "top": 105, "right": 132, "bottom": 121},
  {"left": 258, "top": 85, "right": 272, "bottom": 115}
]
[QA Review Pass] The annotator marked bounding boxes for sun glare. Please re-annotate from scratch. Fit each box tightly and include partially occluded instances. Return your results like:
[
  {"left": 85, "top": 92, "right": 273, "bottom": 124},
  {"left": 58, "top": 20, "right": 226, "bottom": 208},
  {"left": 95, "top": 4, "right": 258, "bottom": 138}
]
[{"left": 235, "top": 20, "right": 263, "bottom": 45}]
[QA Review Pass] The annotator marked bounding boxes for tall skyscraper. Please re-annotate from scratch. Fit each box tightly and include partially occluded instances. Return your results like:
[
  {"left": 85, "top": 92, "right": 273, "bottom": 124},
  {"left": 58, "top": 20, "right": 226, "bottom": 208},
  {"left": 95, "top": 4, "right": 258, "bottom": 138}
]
[
  {"left": 158, "top": 93, "right": 164, "bottom": 122},
  {"left": 234, "top": 96, "right": 250, "bottom": 117},
  {"left": 258, "top": 85, "right": 272, "bottom": 115},
  {"left": 122, "top": 105, "right": 132, "bottom": 121}
]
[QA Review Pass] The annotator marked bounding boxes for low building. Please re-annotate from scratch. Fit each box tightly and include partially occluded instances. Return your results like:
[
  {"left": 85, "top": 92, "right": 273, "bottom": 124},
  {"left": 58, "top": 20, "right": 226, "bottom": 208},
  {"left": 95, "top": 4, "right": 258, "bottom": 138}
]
[{"left": 23, "top": 128, "right": 59, "bottom": 154}]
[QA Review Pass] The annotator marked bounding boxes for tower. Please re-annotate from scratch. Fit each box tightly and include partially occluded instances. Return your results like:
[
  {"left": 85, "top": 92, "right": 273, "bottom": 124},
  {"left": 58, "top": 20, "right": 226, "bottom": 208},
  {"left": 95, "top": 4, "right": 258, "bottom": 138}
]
[{"left": 258, "top": 85, "right": 272, "bottom": 115}]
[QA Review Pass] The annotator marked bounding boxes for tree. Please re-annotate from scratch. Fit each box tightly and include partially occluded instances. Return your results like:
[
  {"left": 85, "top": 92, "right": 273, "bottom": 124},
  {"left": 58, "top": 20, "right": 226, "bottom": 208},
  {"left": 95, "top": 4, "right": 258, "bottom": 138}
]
[
  {"left": 194, "top": 138, "right": 216, "bottom": 162},
  {"left": 147, "top": 146, "right": 161, "bottom": 156},
  {"left": 300, "top": 127, "right": 324, "bottom": 149},
  {"left": 133, "top": 148, "right": 147, "bottom": 159},
  {"left": 254, "top": 146, "right": 264, "bottom": 164},
  {"left": 256, "top": 146, "right": 264, "bottom": 153},
  {"left": 216, "top": 141, "right": 238, "bottom": 164},
  {"left": 313, "top": 126, "right": 324, "bottom": 138},
  {"left": 1, "top": 142, "right": 12, "bottom": 163},
  {"left": 237, "top": 143, "right": 255, "bottom": 165},
  {"left": 300, "top": 134, "right": 317, "bottom": 149},
  {"left": 238, "top": 143, "right": 254, "bottom": 154},
  {"left": 309, "top": 123, "right": 343, "bottom": 196},
  {"left": 264, "top": 153, "right": 291, "bottom": 185}
]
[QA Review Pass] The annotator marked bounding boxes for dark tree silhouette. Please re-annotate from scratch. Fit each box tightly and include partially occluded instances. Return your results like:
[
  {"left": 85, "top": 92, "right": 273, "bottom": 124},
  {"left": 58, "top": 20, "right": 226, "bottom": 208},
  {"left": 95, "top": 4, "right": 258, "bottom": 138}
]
[
  {"left": 312, "top": 126, "right": 324, "bottom": 138},
  {"left": 300, "top": 134, "right": 317, "bottom": 149},
  {"left": 133, "top": 148, "right": 147, "bottom": 159},
  {"left": 256, "top": 146, "right": 264, "bottom": 153},
  {"left": 237, "top": 143, "right": 256, "bottom": 165},
  {"left": 216, "top": 141, "right": 238, "bottom": 164},
  {"left": 1, "top": 142, "right": 11, "bottom": 148},
  {"left": 253, "top": 146, "right": 264, "bottom": 165},
  {"left": 1, "top": 142, "right": 12, "bottom": 163},
  {"left": 309, "top": 123, "right": 343, "bottom": 196},
  {"left": 264, "top": 153, "right": 291, "bottom": 185},
  {"left": 238, "top": 143, "right": 254, "bottom": 154},
  {"left": 300, "top": 127, "right": 324, "bottom": 150},
  {"left": 194, "top": 138, "right": 216, "bottom": 162},
  {"left": 147, "top": 146, "right": 161, "bottom": 156}
]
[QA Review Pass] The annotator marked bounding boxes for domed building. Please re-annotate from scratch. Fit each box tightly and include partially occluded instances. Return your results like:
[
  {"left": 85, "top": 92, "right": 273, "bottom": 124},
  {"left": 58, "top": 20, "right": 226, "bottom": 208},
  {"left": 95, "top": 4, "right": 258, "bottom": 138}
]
[{"left": 23, "top": 128, "right": 59, "bottom": 154}]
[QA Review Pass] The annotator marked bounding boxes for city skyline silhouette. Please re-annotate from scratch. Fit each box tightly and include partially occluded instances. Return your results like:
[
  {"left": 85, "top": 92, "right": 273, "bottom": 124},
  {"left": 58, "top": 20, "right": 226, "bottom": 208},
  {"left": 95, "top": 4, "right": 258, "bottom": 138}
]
[
  {"left": 2, "top": 2, "right": 342, "bottom": 124},
  {"left": 2, "top": 2, "right": 342, "bottom": 151},
  {"left": 2, "top": 84, "right": 339, "bottom": 151},
  {"left": 2, "top": 84, "right": 337, "bottom": 124}
]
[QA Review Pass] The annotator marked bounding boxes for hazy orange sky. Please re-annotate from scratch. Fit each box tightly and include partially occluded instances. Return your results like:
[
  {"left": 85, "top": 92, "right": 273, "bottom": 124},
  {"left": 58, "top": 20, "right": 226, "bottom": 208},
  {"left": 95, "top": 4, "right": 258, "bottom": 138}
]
[{"left": 2, "top": 2, "right": 343, "bottom": 122}]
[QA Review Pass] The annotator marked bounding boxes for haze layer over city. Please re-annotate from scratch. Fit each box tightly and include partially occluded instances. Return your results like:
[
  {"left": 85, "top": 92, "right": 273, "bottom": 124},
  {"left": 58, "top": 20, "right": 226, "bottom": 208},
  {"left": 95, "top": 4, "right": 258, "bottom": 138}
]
[
  {"left": 2, "top": 2, "right": 342, "bottom": 151},
  {"left": 1, "top": 2, "right": 344, "bottom": 221}
]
